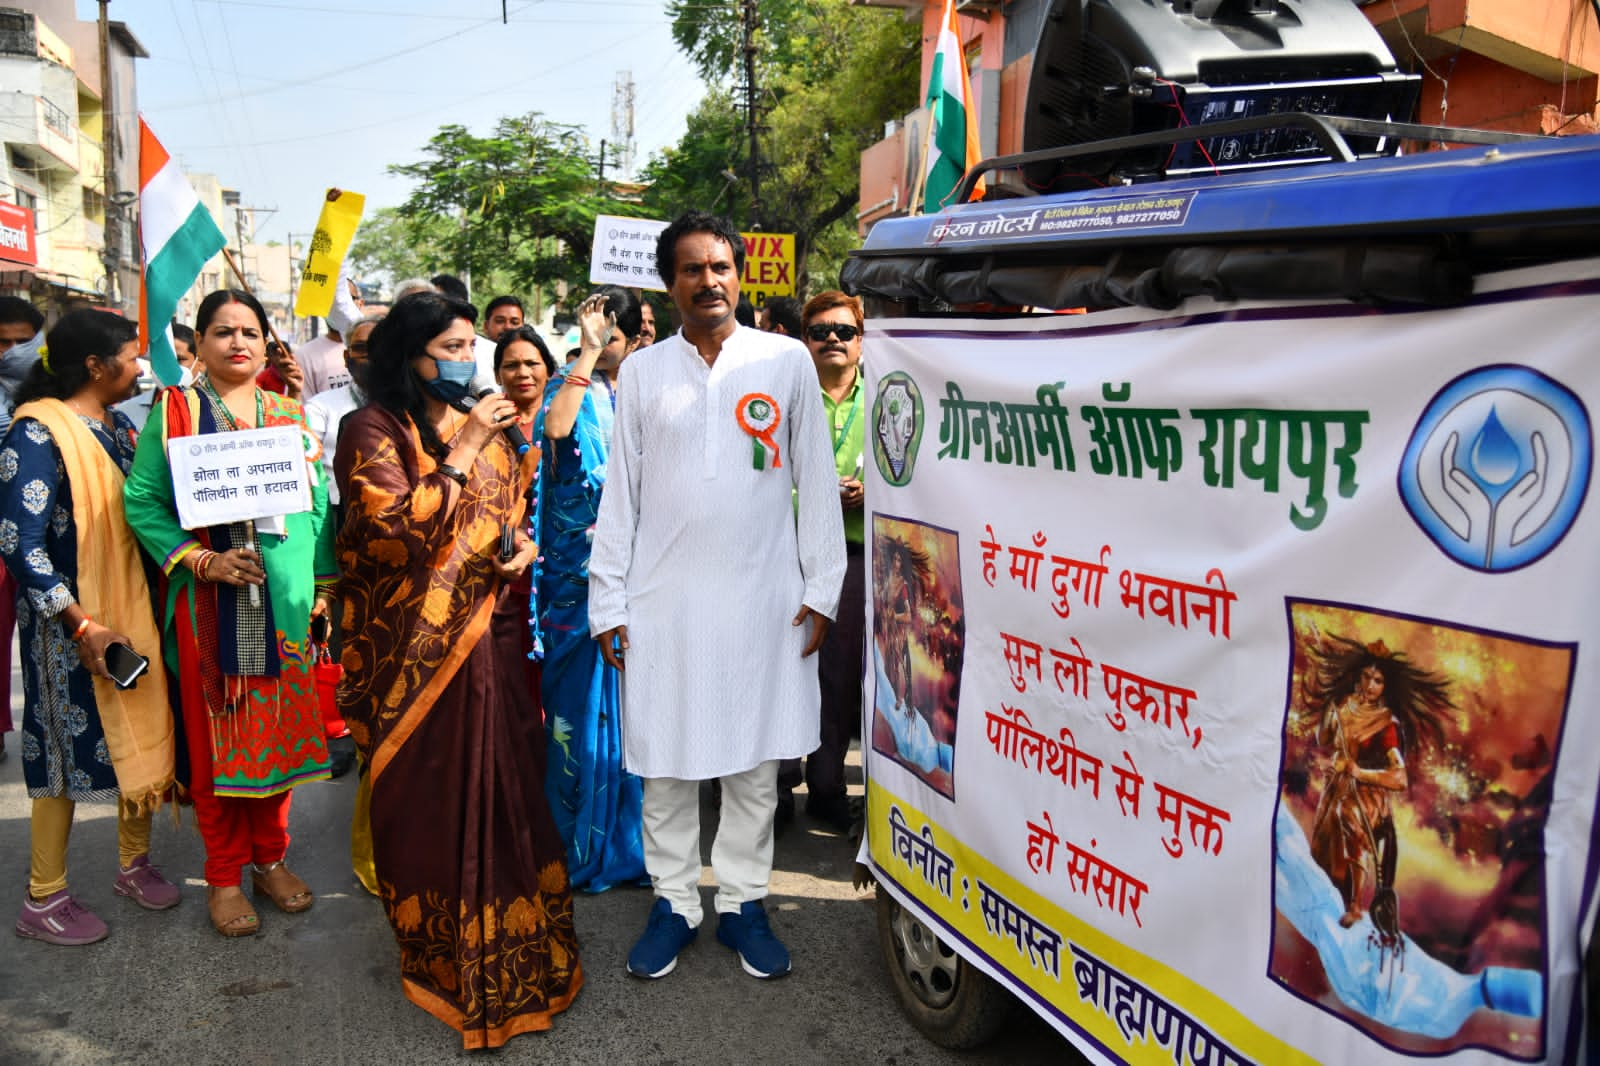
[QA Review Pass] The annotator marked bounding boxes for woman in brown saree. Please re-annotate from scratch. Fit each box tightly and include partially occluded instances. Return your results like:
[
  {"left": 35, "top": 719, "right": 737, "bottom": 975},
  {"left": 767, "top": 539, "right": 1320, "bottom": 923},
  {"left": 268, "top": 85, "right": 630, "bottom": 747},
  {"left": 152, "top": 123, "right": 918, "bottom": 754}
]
[{"left": 333, "top": 292, "right": 582, "bottom": 1049}]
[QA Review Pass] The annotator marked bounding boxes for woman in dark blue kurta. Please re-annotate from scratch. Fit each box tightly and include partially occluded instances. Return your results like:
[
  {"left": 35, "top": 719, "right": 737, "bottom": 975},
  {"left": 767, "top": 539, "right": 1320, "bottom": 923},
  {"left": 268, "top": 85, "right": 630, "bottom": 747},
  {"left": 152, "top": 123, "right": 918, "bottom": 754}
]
[
  {"left": 5, "top": 407, "right": 135, "bottom": 802},
  {"left": 5, "top": 310, "right": 180, "bottom": 947}
]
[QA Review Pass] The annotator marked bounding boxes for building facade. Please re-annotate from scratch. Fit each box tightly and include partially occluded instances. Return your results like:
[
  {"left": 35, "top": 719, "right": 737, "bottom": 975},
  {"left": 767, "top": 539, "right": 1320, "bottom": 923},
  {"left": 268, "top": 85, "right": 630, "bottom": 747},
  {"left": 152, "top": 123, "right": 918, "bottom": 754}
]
[{"left": 0, "top": 2, "right": 145, "bottom": 316}]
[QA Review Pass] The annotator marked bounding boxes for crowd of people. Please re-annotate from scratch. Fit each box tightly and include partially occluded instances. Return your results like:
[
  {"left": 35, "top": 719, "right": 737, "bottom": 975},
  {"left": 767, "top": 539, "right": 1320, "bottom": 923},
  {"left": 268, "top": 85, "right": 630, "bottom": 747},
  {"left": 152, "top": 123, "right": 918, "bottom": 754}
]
[{"left": 0, "top": 211, "right": 871, "bottom": 1049}]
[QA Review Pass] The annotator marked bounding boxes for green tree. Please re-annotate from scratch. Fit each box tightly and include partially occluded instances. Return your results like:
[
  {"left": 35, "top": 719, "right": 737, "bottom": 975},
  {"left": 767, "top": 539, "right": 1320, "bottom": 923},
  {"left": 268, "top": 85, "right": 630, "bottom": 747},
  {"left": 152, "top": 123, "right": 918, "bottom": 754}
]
[
  {"left": 641, "top": 93, "right": 751, "bottom": 236},
  {"left": 347, "top": 207, "right": 456, "bottom": 293},
  {"left": 650, "top": 0, "right": 919, "bottom": 293},
  {"left": 668, "top": 0, "right": 809, "bottom": 82},
  {"left": 386, "top": 113, "right": 646, "bottom": 301}
]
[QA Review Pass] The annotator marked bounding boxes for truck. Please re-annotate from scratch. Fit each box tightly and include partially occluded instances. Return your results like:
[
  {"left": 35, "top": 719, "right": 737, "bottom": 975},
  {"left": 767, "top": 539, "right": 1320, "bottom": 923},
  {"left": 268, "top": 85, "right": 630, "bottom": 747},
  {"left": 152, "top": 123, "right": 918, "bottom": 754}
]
[{"left": 841, "top": 116, "right": 1600, "bottom": 1065}]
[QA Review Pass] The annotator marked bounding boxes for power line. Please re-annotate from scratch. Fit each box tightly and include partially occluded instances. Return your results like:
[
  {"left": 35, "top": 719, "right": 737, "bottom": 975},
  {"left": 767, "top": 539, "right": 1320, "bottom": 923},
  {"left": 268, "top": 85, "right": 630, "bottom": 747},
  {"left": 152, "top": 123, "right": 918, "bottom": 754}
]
[
  {"left": 202, "top": 0, "right": 273, "bottom": 204},
  {"left": 147, "top": 0, "right": 542, "bottom": 112},
  {"left": 177, "top": 21, "right": 666, "bottom": 151}
]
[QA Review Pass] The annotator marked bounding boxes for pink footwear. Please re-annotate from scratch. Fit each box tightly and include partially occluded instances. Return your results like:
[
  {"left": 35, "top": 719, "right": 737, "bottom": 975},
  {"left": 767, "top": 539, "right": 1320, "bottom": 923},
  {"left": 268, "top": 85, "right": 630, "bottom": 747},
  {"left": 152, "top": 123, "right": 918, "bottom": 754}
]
[
  {"left": 114, "top": 856, "right": 181, "bottom": 911},
  {"left": 15, "top": 890, "right": 109, "bottom": 946}
]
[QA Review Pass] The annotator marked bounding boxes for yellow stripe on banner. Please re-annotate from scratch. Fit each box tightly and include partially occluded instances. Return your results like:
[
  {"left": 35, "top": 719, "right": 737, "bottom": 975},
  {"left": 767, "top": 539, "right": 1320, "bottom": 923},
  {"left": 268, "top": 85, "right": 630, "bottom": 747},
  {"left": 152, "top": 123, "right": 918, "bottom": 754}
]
[
  {"left": 867, "top": 779, "right": 1313, "bottom": 1066},
  {"left": 294, "top": 189, "right": 365, "bottom": 318}
]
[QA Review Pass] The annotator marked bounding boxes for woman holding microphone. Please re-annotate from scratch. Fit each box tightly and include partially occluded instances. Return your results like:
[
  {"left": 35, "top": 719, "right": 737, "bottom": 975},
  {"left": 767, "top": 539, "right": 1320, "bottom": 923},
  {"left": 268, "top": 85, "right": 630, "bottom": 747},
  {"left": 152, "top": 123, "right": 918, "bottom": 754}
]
[{"left": 334, "top": 291, "right": 581, "bottom": 1050}]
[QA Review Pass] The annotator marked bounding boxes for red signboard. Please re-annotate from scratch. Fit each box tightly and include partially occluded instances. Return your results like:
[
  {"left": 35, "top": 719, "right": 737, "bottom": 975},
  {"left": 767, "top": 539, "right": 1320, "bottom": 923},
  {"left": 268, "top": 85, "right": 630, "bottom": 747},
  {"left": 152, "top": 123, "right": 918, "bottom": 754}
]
[{"left": 0, "top": 202, "right": 38, "bottom": 268}]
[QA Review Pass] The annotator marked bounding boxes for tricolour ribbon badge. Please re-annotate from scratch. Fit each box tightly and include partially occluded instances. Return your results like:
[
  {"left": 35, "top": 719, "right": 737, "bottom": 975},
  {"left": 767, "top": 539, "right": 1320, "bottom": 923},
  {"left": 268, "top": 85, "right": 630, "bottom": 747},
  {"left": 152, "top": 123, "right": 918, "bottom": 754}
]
[{"left": 736, "top": 392, "right": 782, "bottom": 470}]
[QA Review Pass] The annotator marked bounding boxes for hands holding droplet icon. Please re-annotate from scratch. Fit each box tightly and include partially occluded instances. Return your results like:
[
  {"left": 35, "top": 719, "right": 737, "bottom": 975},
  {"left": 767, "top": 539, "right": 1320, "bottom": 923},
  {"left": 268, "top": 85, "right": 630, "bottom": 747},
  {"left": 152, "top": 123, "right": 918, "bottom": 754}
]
[{"left": 1439, "top": 429, "right": 1547, "bottom": 568}]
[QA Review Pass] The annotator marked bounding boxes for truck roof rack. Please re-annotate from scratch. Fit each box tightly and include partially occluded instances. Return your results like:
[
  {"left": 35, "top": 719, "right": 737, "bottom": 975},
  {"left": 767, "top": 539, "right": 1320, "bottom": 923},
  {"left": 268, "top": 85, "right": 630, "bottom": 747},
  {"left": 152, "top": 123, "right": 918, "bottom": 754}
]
[
  {"left": 953, "top": 112, "right": 1544, "bottom": 205},
  {"left": 844, "top": 120, "right": 1597, "bottom": 313}
]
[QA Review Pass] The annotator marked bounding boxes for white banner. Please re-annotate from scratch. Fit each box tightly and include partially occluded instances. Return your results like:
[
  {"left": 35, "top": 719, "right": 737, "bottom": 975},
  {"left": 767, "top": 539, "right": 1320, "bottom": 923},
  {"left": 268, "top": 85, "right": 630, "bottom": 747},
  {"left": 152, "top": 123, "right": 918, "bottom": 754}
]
[
  {"left": 166, "top": 425, "right": 311, "bottom": 531},
  {"left": 862, "top": 259, "right": 1600, "bottom": 1065},
  {"left": 589, "top": 214, "right": 668, "bottom": 291}
]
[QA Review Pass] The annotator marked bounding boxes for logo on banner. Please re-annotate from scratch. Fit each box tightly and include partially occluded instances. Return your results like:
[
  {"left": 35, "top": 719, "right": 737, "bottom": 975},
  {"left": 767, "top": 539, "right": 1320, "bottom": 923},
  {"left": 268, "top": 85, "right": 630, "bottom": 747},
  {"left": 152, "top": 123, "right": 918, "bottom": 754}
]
[
  {"left": 1400, "top": 365, "right": 1592, "bottom": 572},
  {"left": 872, "top": 372, "right": 924, "bottom": 487}
]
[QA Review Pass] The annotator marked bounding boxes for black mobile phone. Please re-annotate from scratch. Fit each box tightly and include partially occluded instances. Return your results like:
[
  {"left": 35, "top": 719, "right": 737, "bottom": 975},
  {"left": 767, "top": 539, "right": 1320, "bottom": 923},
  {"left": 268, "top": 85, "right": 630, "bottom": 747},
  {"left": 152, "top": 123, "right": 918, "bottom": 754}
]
[
  {"left": 499, "top": 522, "right": 516, "bottom": 562},
  {"left": 310, "top": 613, "right": 331, "bottom": 645},
  {"left": 104, "top": 642, "right": 150, "bottom": 690}
]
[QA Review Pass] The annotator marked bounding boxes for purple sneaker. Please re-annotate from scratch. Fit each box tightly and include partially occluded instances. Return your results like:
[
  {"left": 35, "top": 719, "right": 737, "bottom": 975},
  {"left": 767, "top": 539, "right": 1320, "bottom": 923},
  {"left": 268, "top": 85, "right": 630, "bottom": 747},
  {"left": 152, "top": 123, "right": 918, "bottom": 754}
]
[
  {"left": 15, "top": 891, "right": 109, "bottom": 946},
  {"left": 114, "top": 855, "right": 181, "bottom": 911}
]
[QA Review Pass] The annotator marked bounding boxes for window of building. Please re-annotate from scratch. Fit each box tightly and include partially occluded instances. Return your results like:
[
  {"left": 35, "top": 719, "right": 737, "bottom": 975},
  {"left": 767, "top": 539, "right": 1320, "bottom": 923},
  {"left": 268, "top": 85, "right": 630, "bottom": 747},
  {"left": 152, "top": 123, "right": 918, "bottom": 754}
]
[{"left": 40, "top": 96, "right": 71, "bottom": 137}]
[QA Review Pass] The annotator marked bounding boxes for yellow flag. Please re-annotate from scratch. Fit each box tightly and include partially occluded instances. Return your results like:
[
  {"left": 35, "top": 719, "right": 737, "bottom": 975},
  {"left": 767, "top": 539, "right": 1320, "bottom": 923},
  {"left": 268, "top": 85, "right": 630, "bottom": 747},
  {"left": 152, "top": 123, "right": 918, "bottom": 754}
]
[{"left": 294, "top": 188, "right": 365, "bottom": 318}]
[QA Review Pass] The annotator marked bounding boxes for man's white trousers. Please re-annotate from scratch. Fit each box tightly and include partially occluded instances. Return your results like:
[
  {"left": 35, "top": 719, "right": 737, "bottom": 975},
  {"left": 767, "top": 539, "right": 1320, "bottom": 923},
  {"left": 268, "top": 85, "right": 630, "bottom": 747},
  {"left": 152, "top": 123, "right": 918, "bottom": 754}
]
[{"left": 642, "top": 759, "right": 778, "bottom": 928}]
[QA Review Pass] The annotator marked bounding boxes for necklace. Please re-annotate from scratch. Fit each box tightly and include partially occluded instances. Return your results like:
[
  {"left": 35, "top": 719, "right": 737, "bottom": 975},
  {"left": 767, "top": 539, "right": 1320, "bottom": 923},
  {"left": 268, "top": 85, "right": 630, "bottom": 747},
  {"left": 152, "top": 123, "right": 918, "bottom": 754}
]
[
  {"left": 437, "top": 408, "right": 468, "bottom": 442},
  {"left": 201, "top": 379, "right": 263, "bottom": 430},
  {"left": 66, "top": 396, "right": 108, "bottom": 424}
]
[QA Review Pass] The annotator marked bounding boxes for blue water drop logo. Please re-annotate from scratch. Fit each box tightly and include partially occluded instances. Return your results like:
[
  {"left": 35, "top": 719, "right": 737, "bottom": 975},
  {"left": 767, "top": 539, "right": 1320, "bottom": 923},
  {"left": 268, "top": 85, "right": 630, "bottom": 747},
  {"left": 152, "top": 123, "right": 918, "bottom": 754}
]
[
  {"left": 1400, "top": 366, "right": 1592, "bottom": 573},
  {"left": 1469, "top": 406, "right": 1521, "bottom": 489}
]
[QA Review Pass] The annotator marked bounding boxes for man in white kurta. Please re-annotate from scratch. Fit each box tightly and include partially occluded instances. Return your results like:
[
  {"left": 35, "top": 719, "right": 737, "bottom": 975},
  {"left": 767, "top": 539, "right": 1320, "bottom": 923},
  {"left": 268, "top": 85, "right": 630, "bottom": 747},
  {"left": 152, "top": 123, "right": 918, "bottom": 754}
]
[{"left": 589, "top": 214, "right": 846, "bottom": 980}]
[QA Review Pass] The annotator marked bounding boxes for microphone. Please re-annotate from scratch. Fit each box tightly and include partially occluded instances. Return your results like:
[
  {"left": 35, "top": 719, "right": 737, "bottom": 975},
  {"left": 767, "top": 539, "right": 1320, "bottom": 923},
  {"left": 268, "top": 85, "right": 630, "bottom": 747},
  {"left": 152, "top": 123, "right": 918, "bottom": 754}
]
[{"left": 456, "top": 384, "right": 531, "bottom": 456}]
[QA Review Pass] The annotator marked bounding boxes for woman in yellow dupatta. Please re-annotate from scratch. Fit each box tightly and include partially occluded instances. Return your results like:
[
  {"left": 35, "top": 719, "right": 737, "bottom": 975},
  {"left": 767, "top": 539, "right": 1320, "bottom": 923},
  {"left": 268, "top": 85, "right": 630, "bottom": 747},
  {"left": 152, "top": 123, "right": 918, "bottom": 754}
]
[
  {"left": 3, "top": 310, "right": 177, "bottom": 946},
  {"left": 335, "top": 292, "right": 582, "bottom": 1049}
]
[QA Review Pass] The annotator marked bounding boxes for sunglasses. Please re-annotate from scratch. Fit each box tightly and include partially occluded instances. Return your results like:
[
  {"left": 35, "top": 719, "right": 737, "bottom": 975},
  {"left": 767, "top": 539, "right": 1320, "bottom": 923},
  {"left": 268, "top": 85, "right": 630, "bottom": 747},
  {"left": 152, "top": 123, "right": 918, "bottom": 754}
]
[
  {"left": 348, "top": 342, "right": 369, "bottom": 354},
  {"left": 805, "top": 323, "right": 860, "bottom": 343}
]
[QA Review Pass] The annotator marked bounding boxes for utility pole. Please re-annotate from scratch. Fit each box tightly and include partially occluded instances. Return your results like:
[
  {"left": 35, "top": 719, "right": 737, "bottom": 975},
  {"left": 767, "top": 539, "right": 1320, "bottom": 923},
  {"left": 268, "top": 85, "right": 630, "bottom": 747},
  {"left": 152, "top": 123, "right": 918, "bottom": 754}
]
[
  {"left": 97, "top": 0, "right": 119, "bottom": 311},
  {"left": 598, "top": 139, "right": 607, "bottom": 185},
  {"left": 740, "top": 0, "right": 763, "bottom": 228}
]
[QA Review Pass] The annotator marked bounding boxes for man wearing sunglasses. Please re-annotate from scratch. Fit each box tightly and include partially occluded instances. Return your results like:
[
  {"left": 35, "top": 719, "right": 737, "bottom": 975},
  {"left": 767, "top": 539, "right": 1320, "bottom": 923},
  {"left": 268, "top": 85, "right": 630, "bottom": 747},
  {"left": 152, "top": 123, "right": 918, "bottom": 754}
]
[{"left": 797, "top": 292, "right": 867, "bottom": 835}]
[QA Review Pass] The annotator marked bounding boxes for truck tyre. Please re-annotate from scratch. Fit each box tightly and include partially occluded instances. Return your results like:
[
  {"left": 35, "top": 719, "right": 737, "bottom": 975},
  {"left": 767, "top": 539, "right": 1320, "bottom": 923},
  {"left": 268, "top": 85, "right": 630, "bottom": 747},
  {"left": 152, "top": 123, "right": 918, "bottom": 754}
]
[{"left": 876, "top": 888, "right": 1014, "bottom": 1049}]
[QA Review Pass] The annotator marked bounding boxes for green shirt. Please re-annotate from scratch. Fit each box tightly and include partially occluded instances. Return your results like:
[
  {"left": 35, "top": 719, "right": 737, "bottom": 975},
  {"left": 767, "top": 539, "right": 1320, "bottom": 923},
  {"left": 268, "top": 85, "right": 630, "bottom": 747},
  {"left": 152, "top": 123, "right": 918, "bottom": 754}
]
[{"left": 823, "top": 372, "right": 865, "bottom": 545}]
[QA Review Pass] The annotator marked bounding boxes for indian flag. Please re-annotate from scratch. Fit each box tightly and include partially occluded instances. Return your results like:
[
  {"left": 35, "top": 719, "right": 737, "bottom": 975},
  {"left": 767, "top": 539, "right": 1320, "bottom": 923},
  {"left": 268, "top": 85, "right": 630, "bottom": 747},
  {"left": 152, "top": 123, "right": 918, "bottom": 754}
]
[
  {"left": 918, "top": 0, "right": 985, "bottom": 213},
  {"left": 137, "top": 118, "right": 226, "bottom": 385}
]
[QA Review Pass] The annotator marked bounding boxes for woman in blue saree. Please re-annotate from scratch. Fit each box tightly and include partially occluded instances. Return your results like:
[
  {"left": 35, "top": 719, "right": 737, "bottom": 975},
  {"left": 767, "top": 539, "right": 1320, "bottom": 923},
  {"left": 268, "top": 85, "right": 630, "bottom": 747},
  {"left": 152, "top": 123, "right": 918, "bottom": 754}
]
[{"left": 534, "top": 286, "right": 648, "bottom": 892}]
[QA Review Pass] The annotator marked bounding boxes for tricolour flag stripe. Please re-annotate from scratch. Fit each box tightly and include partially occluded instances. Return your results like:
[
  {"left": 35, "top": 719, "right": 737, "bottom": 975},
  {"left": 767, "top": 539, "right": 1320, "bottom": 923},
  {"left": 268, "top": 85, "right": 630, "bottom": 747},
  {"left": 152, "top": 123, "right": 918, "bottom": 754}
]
[
  {"left": 137, "top": 118, "right": 226, "bottom": 385},
  {"left": 919, "top": 0, "right": 984, "bottom": 214}
]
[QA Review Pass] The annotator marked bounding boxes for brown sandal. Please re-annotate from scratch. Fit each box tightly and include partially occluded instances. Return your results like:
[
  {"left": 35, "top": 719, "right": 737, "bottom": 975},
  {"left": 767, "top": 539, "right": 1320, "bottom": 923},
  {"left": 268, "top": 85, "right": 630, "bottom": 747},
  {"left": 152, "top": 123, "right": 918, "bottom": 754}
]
[
  {"left": 207, "top": 885, "right": 259, "bottom": 937},
  {"left": 251, "top": 861, "right": 314, "bottom": 913}
]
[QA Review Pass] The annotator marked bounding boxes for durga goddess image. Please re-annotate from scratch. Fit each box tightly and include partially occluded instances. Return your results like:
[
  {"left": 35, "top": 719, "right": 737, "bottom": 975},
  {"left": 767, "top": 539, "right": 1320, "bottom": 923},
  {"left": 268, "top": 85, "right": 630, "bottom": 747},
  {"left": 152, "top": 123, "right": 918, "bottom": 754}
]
[{"left": 1305, "top": 634, "right": 1453, "bottom": 941}]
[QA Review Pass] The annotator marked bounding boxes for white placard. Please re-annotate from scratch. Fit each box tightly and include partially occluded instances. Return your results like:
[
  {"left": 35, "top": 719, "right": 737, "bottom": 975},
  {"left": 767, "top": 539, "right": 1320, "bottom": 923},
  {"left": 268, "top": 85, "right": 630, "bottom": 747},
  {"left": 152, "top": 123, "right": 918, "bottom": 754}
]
[
  {"left": 166, "top": 425, "right": 311, "bottom": 531},
  {"left": 589, "top": 214, "right": 668, "bottom": 290}
]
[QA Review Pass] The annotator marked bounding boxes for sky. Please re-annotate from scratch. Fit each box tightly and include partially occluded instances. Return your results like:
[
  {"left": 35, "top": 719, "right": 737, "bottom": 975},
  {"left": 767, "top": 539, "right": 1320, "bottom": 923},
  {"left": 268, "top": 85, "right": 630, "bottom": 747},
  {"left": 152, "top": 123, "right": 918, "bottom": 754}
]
[{"left": 90, "top": 0, "right": 706, "bottom": 246}]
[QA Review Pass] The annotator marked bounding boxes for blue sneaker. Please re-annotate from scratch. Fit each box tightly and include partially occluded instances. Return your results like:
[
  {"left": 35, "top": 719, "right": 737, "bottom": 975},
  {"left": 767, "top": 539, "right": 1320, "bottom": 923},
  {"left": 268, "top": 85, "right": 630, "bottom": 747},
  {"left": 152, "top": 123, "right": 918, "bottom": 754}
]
[
  {"left": 627, "top": 898, "right": 696, "bottom": 978},
  {"left": 716, "top": 900, "right": 791, "bottom": 978}
]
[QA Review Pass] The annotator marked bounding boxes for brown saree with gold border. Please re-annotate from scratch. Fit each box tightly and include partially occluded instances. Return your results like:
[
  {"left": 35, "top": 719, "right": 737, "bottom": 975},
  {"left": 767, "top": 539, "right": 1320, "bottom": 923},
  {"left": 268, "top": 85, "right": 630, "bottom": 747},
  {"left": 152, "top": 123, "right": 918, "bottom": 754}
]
[{"left": 334, "top": 405, "right": 581, "bottom": 1049}]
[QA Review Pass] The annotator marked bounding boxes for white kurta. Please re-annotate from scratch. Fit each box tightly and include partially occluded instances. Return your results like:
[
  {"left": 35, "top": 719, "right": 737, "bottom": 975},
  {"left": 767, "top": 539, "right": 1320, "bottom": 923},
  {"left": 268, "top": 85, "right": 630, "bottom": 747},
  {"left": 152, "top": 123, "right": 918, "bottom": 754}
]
[{"left": 589, "top": 324, "right": 847, "bottom": 780}]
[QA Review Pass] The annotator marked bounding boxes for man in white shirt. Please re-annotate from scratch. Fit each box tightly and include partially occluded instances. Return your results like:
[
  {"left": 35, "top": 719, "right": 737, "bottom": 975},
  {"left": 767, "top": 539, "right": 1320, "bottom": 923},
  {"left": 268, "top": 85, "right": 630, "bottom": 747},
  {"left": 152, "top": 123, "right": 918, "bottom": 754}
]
[
  {"left": 292, "top": 329, "right": 348, "bottom": 400},
  {"left": 589, "top": 212, "right": 845, "bottom": 982},
  {"left": 298, "top": 276, "right": 367, "bottom": 399},
  {"left": 304, "top": 314, "right": 380, "bottom": 511},
  {"left": 483, "top": 295, "right": 525, "bottom": 342}
]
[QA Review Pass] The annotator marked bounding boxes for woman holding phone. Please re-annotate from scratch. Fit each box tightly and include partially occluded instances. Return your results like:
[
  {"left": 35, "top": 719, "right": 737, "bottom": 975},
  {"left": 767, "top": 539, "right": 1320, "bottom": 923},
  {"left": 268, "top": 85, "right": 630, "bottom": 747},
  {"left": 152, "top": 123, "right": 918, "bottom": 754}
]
[
  {"left": 124, "top": 289, "right": 335, "bottom": 939},
  {"left": 2, "top": 309, "right": 179, "bottom": 945},
  {"left": 335, "top": 292, "right": 579, "bottom": 1049}
]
